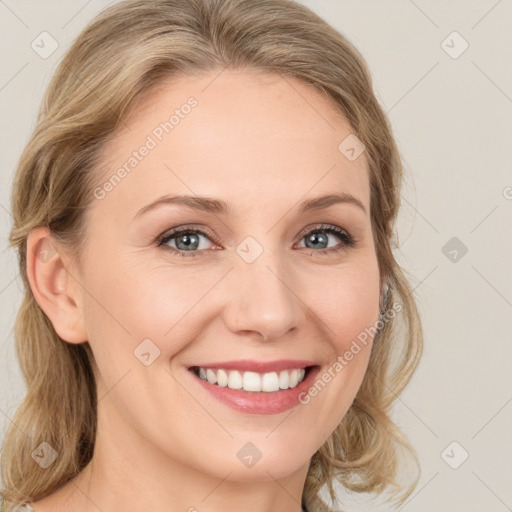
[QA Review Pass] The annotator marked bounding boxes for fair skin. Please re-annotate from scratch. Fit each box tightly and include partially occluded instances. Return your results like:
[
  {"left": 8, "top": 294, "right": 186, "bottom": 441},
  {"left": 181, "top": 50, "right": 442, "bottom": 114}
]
[{"left": 26, "top": 68, "right": 381, "bottom": 512}]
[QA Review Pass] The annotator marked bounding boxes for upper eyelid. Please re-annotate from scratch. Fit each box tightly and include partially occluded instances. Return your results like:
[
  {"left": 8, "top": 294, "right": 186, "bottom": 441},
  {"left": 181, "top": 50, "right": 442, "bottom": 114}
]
[
  {"left": 296, "top": 223, "right": 350, "bottom": 238},
  {"left": 159, "top": 225, "right": 219, "bottom": 245}
]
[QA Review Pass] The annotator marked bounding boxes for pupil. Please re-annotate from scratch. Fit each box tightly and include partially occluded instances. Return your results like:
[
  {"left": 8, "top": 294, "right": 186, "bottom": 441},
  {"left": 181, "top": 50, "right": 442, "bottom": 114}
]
[
  {"left": 306, "top": 232, "right": 327, "bottom": 249},
  {"left": 177, "top": 234, "right": 198, "bottom": 250}
]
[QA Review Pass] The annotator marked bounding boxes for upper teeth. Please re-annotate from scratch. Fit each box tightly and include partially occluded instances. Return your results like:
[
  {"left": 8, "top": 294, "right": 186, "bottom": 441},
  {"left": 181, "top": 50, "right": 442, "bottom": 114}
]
[{"left": 197, "top": 367, "right": 306, "bottom": 392}]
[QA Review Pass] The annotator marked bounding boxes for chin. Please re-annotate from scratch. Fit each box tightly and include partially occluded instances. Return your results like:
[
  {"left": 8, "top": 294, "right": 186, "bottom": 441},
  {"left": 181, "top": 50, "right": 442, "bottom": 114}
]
[{"left": 214, "top": 448, "right": 309, "bottom": 482}]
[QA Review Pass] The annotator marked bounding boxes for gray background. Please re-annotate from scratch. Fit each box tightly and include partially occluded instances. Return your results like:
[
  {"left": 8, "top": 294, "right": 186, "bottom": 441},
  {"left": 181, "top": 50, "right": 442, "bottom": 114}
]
[{"left": 1, "top": 1, "right": 511, "bottom": 510}]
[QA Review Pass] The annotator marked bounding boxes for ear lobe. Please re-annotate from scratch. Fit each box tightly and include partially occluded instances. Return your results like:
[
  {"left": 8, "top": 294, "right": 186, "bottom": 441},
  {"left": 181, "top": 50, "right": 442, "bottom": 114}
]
[{"left": 26, "top": 226, "right": 88, "bottom": 344}]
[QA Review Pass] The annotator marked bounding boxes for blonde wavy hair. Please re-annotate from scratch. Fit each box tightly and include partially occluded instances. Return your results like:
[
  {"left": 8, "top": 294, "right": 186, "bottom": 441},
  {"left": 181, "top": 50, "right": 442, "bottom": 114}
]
[{"left": 1, "top": 0, "right": 423, "bottom": 510}]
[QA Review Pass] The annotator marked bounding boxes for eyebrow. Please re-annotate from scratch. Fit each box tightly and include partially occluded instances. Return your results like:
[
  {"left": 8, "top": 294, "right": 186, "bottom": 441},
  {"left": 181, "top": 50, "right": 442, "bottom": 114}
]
[{"left": 134, "top": 192, "right": 367, "bottom": 219}]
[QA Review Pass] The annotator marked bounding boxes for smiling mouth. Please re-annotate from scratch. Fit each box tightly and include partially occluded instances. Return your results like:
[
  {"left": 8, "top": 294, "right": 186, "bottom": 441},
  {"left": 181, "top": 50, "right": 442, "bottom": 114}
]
[{"left": 189, "top": 365, "right": 316, "bottom": 393}]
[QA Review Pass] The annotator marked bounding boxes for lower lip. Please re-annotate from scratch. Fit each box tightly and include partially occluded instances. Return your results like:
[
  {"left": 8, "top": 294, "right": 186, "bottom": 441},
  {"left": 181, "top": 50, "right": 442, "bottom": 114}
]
[{"left": 189, "top": 366, "right": 321, "bottom": 415}]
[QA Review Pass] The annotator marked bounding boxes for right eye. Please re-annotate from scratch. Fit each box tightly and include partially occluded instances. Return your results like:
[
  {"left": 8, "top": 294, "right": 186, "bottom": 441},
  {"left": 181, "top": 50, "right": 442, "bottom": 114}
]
[{"left": 157, "top": 226, "right": 220, "bottom": 258}]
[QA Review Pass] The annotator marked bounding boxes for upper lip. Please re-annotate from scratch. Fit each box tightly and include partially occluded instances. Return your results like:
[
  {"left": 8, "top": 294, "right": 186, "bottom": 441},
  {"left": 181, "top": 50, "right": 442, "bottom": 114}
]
[{"left": 188, "top": 359, "right": 318, "bottom": 373}]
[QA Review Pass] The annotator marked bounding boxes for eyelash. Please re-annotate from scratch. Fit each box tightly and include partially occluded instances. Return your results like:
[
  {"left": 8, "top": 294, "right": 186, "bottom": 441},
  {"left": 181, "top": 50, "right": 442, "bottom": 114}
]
[{"left": 157, "top": 223, "right": 357, "bottom": 259}]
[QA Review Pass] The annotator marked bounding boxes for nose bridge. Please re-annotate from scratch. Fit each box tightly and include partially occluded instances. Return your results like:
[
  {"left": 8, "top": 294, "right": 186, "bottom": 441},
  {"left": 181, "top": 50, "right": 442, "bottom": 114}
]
[{"left": 225, "top": 235, "right": 302, "bottom": 340}]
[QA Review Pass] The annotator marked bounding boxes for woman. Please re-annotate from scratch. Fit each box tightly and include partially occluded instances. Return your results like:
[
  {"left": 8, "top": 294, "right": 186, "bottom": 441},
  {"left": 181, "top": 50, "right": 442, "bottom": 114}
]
[{"left": 1, "top": 0, "right": 423, "bottom": 510}]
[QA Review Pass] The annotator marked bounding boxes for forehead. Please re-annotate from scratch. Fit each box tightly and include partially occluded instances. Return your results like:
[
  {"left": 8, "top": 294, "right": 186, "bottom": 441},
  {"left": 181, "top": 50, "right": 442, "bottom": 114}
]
[{"left": 92, "top": 68, "right": 370, "bottom": 220}]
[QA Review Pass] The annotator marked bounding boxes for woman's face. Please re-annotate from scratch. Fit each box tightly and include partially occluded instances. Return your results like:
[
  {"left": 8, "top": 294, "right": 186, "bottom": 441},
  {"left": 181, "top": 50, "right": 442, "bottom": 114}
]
[{"left": 73, "top": 69, "right": 381, "bottom": 482}]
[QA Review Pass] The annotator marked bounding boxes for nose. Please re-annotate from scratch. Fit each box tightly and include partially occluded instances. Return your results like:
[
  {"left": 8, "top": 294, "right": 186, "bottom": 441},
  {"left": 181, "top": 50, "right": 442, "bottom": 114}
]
[{"left": 223, "top": 248, "right": 304, "bottom": 342}]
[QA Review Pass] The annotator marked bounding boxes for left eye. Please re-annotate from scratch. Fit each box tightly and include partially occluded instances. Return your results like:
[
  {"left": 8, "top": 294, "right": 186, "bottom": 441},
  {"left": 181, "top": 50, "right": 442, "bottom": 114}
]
[{"left": 158, "top": 224, "right": 356, "bottom": 258}]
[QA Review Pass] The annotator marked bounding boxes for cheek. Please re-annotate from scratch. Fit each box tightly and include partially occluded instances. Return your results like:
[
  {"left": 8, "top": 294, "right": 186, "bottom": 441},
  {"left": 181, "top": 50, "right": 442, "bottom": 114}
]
[
  {"left": 311, "top": 262, "right": 381, "bottom": 349},
  {"left": 300, "top": 261, "right": 380, "bottom": 421},
  {"left": 81, "top": 252, "right": 219, "bottom": 361}
]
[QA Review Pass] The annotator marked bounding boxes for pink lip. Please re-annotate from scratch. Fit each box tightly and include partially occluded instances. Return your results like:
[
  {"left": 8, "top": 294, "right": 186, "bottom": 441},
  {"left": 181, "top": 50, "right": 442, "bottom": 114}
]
[
  {"left": 188, "top": 364, "right": 322, "bottom": 415},
  {"left": 188, "top": 359, "right": 317, "bottom": 373}
]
